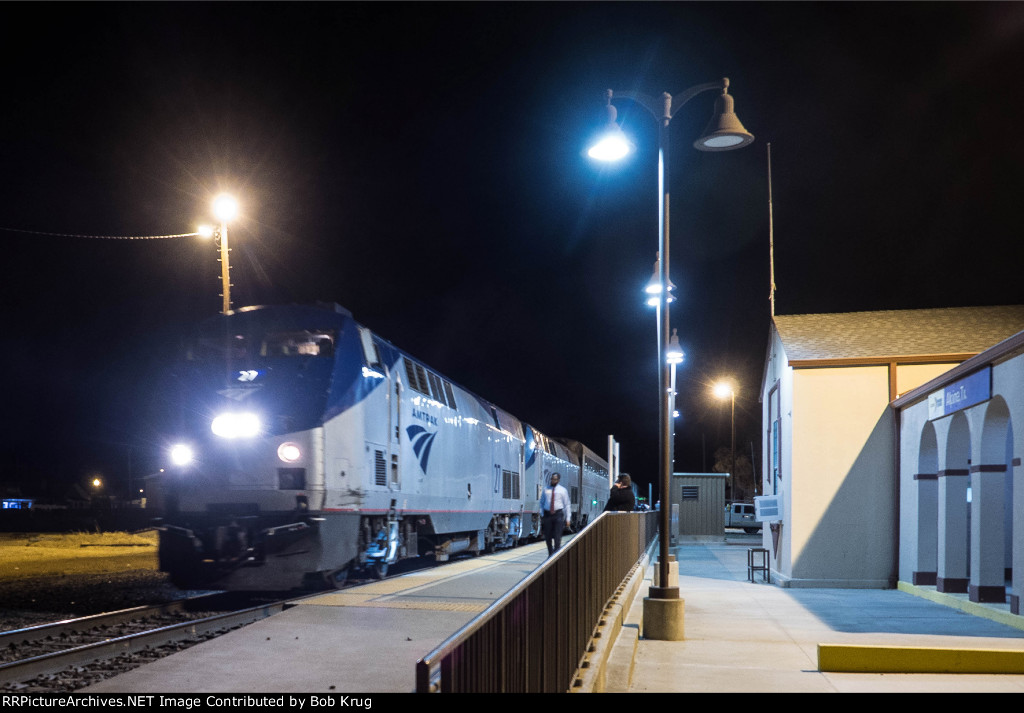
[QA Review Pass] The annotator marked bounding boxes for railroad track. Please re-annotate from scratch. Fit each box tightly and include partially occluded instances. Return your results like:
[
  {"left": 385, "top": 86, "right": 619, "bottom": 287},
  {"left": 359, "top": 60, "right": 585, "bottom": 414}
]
[{"left": 0, "top": 592, "right": 311, "bottom": 692}]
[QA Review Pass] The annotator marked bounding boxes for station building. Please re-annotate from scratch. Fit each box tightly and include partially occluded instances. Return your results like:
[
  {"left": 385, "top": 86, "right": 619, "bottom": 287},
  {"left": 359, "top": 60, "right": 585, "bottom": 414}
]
[{"left": 759, "top": 305, "right": 1024, "bottom": 589}]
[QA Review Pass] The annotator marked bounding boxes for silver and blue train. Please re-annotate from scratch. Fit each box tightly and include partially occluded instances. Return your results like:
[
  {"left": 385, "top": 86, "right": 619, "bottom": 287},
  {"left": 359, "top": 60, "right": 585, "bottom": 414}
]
[{"left": 155, "top": 303, "right": 610, "bottom": 590}]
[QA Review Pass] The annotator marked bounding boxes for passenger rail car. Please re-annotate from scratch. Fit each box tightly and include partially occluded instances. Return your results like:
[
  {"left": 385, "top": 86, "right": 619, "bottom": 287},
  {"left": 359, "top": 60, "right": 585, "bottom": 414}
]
[
  {"left": 559, "top": 439, "right": 611, "bottom": 527},
  {"left": 155, "top": 303, "right": 610, "bottom": 590}
]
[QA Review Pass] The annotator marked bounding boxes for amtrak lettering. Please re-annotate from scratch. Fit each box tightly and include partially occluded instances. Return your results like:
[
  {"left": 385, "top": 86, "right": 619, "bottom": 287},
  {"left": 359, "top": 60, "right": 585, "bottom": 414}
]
[{"left": 412, "top": 409, "right": 438, "bottom": 426}]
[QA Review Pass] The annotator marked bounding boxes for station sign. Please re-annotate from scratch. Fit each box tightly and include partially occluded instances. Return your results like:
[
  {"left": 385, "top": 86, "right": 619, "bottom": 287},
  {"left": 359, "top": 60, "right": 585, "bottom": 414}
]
[{"left": 927, "top": 366, "right": 991, "bottom": 420}]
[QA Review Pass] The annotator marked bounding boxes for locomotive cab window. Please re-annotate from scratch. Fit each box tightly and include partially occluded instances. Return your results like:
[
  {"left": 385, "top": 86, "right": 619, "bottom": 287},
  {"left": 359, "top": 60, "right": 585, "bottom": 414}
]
[
  {"left": 261, "top": 330, "right": 335, "bottom": 357},
  {"left": 186, "top": 334, "right": 251, "bottom": 361}
]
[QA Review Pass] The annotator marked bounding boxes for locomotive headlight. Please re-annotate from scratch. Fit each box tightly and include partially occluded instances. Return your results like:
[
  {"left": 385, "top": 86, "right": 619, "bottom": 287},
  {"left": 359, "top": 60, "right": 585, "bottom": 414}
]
[
  {"left": 277, "top": 442, "right": 302, "bottom": 463},
  {"left": 211, "top": 412, "right": 262, "bottom": 439},
  {"left": 169, "top": 444, "right": 194, "bottom": 467}
]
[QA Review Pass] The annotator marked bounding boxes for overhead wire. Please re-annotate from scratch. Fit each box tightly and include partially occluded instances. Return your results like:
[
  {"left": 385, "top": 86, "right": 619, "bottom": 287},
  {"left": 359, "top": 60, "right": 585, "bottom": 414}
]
[{"left": 0, "top": 226, "right": 199, "bottom": 240}]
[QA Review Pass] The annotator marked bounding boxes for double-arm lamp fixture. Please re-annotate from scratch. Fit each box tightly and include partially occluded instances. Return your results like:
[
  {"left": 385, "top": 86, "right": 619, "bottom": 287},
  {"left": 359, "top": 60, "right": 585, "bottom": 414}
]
[{"left": 588, "top": 78, "right": 753, "bottom": 611}]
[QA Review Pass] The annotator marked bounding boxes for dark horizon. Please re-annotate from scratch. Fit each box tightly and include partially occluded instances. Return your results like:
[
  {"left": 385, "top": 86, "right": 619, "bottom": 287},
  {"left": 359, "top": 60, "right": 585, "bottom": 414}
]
[{"left": 2, "top": 3, "right": 1023, "bottom": 502}]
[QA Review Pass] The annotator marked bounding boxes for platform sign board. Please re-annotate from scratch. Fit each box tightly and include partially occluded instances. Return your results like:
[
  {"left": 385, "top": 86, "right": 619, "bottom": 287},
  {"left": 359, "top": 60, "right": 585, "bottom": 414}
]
[
  {"left": 754, "top": 495, "right": 782, "bottom": 523},
  {"left": 927, "top": 366, "right": 991, "bottom": 420}
]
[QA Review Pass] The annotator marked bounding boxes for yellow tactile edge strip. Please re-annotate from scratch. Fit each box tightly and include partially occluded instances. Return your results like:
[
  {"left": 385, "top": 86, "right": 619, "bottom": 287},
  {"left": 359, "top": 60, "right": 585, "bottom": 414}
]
[
  {"left": 897, "top": 580, "right": 1024, "bottom": 632},
  {"left": 818, "top": 643, "right": 1024, "bottom": 673},
  {"left": 296, "top": 542, "right": 548, "bottom": 608}
]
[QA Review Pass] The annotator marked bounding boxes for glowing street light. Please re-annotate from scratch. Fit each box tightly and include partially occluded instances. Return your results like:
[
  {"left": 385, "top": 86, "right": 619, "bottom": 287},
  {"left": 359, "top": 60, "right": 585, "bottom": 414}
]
[
  {"left": 644, "top": 254, "right": 676, "bottom": 307},
  {"left": 666, "top": 330, "right": 684, "bottom": 472},
  {"left": 713, "top": 380, "right": 737, "bottom": 499},
  {"left": 588, "top": 78, "right": 753, "bottom": 636},
  {"left": 198, "top": 194, "right": 240, "bottom": 314},
  {"left": 213, "top": 194, "right": 238, "bottom": 314}
]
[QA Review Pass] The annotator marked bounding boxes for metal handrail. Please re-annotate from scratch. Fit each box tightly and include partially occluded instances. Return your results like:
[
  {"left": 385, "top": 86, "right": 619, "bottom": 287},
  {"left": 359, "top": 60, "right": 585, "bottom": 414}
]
[{"left": 415, "top": 510, "right": 658, "bottom": 692}]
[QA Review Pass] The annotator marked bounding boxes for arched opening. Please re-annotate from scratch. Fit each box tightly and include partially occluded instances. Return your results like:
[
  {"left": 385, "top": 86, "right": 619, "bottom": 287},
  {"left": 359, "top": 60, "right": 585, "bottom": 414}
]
[
  {"left": 974, "top": 397, "right": 1011, "bottom": 603},
  {"left": 912, "top": 421, "right": 939, "bottom": 584},
  {"left": 937, "top": 412, "right": 971, "bottom": 593}
]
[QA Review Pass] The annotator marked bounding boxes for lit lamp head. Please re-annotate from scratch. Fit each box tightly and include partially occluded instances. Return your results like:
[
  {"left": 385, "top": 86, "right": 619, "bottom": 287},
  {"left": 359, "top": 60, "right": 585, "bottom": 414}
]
[
  {"left": 666, "top": 329, "right": 685, "bottom": 365},
  {"left": 213, "top": 194, "right": 238, "bottom": 223},
  {"left": 645, "top": 255, "right": 676, "bottom": 307},
  {"left": 694, "top": 81, "right": 755, "bottom": 152},
  {"left": 713, "top": 381, "right": 735, "bottom": 399},
  {"left": 587, "top": 91, "right": 635, "bottom": 162}
]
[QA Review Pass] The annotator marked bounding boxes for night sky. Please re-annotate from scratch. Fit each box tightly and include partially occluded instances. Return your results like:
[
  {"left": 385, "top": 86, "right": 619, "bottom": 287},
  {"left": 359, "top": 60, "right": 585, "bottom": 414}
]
[{"left": 2, "top": 3, "right": 1023, "bottom": 501}]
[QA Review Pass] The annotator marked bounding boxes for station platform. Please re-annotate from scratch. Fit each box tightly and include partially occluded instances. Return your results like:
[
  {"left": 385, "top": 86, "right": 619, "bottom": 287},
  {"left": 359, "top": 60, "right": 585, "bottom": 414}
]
[
  {"left": 602, "top": 536, "right": 1024, "bottom": 693},
  {"left": 83, "top": 534, "right": 1024, "bottom": 693},
  {"left": 84, "top": 543, "right": 552, "bottom": 693}
]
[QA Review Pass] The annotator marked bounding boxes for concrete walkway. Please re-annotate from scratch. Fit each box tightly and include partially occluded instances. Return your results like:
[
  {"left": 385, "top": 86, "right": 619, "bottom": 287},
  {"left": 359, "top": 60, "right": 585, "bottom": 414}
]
[{"left": 603, "top": 537, "right": 1024, "bottom": 692}]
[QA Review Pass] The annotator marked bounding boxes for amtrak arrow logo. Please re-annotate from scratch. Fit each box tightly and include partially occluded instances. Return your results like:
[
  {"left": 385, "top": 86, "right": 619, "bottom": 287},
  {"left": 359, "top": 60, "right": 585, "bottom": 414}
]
[{"left": 406, "top": 425, "right": 437, "bottom": 473}]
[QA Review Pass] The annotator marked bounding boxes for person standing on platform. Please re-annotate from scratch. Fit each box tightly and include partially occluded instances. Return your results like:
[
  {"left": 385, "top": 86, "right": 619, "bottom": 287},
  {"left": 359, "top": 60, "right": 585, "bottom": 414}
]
[
  {"left": 604, "top": 474, "right": 636, "bottom": 512},
  {"left": 541, "top": 472, "right": 570, "bottom": 557}
]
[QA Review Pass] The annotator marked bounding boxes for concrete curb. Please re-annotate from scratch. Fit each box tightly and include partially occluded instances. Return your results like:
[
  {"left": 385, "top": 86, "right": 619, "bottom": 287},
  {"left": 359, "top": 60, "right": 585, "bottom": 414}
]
[
  {"left": 572, "top": 539, "right": 657, "bottom": 692},
  {"left": 818, "top": 643, "right": 1024, "bottom": 674}
]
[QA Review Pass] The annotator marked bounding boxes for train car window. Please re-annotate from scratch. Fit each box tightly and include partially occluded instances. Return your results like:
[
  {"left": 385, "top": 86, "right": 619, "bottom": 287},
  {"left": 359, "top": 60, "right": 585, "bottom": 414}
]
[{"left": 260, "top": 331, "right": 335, "bottom": 357}]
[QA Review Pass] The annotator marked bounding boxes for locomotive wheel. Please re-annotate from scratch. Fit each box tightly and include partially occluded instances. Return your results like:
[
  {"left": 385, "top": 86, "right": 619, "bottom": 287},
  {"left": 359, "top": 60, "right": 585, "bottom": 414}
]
[
  {"left": 371, "top": 559, "right": 389, "bottom": 579},
  {"left": 324, "top": 564, "right": 351, "bottom": 589}
]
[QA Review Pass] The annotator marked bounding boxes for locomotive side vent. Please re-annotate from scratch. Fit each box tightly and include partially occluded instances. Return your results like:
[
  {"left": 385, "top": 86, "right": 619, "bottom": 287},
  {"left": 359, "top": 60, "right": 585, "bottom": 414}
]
[{"left": 374, "top": 449, "right": 387, "bottom": 486}]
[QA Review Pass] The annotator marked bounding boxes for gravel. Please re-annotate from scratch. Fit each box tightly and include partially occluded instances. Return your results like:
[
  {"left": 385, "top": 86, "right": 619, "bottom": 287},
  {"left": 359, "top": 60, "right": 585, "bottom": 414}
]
[{"left": 0, "top": 570, "right": 199, "bottom": 632}]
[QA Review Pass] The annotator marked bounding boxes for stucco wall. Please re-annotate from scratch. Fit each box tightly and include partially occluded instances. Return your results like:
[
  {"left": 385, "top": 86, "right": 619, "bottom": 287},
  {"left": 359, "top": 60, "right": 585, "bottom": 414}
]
[
  {"left": 897, "top": 363, "right": 960, "bottom": 398},
  {"left": 788, "top": 366, "right": 894, "bottom": 586}
]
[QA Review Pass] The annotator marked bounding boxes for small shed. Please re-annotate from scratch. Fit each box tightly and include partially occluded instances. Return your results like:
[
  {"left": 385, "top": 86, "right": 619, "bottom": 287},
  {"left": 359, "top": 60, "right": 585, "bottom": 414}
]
[{"left": 670, "top": 472, "right": 727, "bottom": 536}]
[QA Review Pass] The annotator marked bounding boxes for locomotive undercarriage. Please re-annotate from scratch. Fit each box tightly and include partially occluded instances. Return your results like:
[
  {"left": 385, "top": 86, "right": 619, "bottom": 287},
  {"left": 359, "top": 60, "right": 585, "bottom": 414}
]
[
  {"left": 158, "top": 510, "right": 347, "bottom": 591},
  {"left": 159, "top": 506, "right": 533, "bottom": 591}
]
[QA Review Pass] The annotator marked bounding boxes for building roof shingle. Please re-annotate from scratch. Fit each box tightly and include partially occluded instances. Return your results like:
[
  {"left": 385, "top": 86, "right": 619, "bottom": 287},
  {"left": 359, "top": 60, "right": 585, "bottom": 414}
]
[{"left": 773, "top": 306, "right": 1024, "bottom": 362}]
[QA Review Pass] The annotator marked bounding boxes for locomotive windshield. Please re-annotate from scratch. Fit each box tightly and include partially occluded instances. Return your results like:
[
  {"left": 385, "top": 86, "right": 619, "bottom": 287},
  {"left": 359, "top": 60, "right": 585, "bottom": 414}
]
[{"left": 187, "top": 330, "right": 336, "bottom": 361}]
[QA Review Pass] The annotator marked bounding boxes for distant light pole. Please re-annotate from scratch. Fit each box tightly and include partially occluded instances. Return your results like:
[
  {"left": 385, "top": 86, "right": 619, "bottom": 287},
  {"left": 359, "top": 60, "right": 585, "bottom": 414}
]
[
  {"left": 213, "top": 194, "right": 238, "bottom": 314},
  {"left": 200, "top": 194, "right": 240, "bottom": 314},
  {"left": 666, "top": 329, "right": 684, "bottom": 474},
  {"left": 589, "top": 79, "right": 754, "bottom": 616},
  {"left": 713, "top": 381, "right": 737, "bottom": 499}
]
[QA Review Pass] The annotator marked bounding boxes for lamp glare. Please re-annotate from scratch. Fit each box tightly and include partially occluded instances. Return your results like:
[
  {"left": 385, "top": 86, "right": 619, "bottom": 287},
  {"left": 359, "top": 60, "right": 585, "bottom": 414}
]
[{"left": 213, "top": 194, "right": 238, "bottom": 223}]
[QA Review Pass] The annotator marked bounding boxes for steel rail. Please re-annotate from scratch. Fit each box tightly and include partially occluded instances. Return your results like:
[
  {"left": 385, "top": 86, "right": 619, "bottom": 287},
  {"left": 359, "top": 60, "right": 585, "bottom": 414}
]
[{"left": 0, "top": 596, "right": 301, "bottom": 686}]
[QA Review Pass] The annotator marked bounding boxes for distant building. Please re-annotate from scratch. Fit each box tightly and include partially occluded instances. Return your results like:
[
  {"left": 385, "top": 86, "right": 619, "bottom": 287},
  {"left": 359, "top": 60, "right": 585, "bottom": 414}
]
[
  {"left": 669, "top": 473, "right": 727, "bottom": 537},
  {"left": 1, "top": 498, "right": 32, "bottom": 510},
  {"left": 760, "top": 305, "right": 1024, "bottom": 587}
]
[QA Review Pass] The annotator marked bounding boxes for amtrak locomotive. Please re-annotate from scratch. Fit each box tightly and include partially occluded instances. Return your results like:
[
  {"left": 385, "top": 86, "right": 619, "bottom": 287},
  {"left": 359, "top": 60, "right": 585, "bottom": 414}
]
[{"left": 155, "top": 303, "right": 610, "bottom": 590}]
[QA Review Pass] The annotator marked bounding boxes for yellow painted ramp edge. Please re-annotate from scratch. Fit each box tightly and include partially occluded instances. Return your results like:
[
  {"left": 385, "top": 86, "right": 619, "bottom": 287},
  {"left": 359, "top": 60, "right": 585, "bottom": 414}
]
[{"left": 818, "top": 643, "right": 1024, "bottom": 674}]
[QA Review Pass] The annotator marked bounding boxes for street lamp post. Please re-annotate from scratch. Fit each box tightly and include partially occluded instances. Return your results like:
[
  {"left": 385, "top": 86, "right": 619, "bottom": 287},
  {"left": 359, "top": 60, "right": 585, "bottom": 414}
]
[
  {"left": 212, "top": 194, "right": 239, "bottom": 314},
  {"left": 589, "top": 79, "right": 753, "bottom": 635},
  {"left": 714, "top": 381, "right": 737, "bottom": 499}
]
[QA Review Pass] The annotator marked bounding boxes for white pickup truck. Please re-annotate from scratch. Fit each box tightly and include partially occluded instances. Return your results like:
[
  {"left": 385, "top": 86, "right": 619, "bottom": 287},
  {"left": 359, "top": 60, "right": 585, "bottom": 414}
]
[{"left": 725, "top": 502, "right": 761, "bottom": 533}]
